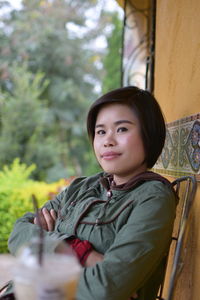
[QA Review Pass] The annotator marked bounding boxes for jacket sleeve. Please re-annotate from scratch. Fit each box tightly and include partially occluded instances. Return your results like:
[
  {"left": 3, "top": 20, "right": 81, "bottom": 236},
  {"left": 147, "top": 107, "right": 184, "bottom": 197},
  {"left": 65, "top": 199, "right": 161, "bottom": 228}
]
[
  {"left": 77, "top": 184, "right": 177, "bottom": 300},
  {"left": 8, "top": 189, "right": 69, "bottom": 255},
  {"left": 8, "top": 176, "right": 88, "bottom": 256}
]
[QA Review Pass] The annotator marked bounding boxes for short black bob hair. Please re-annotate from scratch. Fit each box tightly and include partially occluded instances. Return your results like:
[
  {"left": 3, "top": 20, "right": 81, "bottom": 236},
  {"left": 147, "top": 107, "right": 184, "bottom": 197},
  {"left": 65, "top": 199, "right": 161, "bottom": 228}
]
[{"left": 87, "top": 86, "right": 166, "bottom": 169}]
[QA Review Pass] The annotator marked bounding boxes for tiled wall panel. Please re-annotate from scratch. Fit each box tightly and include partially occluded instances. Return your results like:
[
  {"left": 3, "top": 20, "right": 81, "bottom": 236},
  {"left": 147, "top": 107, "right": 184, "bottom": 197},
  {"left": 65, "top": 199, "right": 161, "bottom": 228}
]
[{"left": 154, "top": 113, "right": 200, "bottom": 181}]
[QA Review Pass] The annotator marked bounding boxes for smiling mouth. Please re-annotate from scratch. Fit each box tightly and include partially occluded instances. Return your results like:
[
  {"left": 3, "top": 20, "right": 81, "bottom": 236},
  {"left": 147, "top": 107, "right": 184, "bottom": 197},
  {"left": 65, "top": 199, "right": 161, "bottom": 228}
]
[{"left": 101, "top": 153, "right": 121, "bottom": 160}]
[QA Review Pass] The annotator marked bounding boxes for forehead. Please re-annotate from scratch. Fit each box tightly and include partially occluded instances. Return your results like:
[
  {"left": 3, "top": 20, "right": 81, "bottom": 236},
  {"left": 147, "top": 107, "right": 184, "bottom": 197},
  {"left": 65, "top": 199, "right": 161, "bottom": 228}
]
[{"left": 96, "top": 102, "right": 138, "bottom": 122}]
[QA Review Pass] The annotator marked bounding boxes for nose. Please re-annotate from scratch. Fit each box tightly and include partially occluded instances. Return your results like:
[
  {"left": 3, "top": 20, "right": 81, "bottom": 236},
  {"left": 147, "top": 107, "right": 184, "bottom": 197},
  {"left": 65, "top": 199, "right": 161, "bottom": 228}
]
[{"left": 104, "top": 132, "right": 116, "bottom": 147}]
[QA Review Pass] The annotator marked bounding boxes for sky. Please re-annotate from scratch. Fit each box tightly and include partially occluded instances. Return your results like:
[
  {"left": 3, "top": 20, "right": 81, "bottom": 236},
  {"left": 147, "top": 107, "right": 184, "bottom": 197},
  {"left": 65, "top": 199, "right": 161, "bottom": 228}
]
[
  {"left": 2, "top": 0, "right": 22, "bottom": 9},
  {"left": 5, "top": 0, "right": 123, "bottom": 14},
  {"left": 2, "top": 0, "right": 123, "bottom": 51},
  {"left": 1, "top": 0, "right": 124, "bottom": 92}
]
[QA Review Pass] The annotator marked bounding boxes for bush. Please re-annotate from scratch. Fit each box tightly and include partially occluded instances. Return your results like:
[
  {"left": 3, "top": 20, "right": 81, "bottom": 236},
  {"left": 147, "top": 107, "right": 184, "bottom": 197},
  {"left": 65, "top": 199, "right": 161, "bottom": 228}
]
[{"left": 0, "top": 158, "right": 72, "bottom": 253}]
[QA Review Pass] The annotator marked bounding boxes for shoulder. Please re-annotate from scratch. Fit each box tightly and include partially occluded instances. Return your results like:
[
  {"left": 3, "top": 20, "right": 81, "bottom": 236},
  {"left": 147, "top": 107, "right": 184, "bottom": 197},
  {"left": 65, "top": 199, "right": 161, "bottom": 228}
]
[
  {"left": 65, "top": 172, "right": 104, "bottom": 194},
  {"left": 132, "top": 180, "right": 177, "bottom": 220},
  {"left": 141, "top": 179, "right": 174, "bottom": 194},
  {"left": 136, "top": 180, "right": 177, "bottom": 205}
]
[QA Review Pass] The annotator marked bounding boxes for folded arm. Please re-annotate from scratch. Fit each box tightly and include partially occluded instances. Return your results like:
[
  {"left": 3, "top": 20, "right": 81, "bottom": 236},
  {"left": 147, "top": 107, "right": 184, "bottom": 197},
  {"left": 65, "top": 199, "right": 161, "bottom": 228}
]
[
  {"left": 8, "top": 189, "right": 67, "bottom": 255},
  {"left": 76, "top": 188, "right": 176, "bottom": 300}
]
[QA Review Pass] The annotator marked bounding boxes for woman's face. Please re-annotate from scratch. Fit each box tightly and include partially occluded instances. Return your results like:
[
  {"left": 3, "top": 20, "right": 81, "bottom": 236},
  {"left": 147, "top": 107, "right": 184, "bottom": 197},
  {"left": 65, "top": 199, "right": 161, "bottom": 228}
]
[{"left": 93, "top": 103, "right": 147, "bottom": 185}]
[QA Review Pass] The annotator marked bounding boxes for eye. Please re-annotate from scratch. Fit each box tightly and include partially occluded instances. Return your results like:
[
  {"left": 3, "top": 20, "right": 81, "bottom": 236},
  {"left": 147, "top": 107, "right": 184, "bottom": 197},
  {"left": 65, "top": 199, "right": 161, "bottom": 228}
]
[
  {"left": 117, "top": 127, "right": 128, "bottom": 133},
  {"left": 95, "top": 129, "right": 106, "bottom": 135}
]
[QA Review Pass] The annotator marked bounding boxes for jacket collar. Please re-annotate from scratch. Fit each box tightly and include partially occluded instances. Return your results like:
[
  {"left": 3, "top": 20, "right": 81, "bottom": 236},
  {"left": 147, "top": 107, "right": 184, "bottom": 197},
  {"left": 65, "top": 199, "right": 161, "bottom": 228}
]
[{"left": 100, "top": 171, "right": 173, "bottom": 192}]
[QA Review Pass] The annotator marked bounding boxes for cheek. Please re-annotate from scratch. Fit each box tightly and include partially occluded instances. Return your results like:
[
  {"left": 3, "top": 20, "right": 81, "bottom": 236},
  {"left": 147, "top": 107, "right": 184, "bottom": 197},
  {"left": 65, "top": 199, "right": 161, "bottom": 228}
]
[
  {"left": 93, "top": 139, "right": 100, "bottom": 157},
  {"left": 124, "top": 134, "right": 145, "bottom": 154},
  {"left": 120, "top": 135, "right": 137, "bottom": 147}
]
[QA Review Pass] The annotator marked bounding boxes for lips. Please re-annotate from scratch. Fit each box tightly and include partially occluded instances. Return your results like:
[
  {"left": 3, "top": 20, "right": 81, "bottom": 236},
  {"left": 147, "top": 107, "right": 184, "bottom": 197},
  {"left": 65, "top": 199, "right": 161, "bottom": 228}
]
[{"left": 101, "top": 151, "right": 121, "bottom": 160}]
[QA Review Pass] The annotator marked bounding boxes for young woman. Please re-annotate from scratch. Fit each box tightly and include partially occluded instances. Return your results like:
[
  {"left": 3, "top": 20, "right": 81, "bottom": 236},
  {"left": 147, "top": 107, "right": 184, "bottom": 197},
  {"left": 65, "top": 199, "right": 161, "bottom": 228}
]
[{"left": 3, "top": 86, "right": 177, "bottom": 300}]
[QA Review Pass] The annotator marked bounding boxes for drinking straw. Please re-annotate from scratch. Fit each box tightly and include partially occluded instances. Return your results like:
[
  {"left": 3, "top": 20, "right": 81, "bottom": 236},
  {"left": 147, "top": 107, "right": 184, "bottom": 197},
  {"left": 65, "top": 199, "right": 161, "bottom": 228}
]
[{"left": 32, "top": 194, "right": 44, "bottom": 266}]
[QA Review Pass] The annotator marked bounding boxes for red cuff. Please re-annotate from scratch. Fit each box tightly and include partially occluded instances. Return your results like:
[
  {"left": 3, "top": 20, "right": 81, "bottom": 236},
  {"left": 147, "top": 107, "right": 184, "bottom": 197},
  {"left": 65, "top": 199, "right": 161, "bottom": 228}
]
[{"left": 67, "top": 238, "right": 93, "bottom": 266}]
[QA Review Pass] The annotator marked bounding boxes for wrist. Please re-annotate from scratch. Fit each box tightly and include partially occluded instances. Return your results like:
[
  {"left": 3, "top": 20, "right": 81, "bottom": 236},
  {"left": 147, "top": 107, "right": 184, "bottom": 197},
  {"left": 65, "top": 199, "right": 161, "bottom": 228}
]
[{"left": 66, "top": 238, "right": 93, "bottom": 266}]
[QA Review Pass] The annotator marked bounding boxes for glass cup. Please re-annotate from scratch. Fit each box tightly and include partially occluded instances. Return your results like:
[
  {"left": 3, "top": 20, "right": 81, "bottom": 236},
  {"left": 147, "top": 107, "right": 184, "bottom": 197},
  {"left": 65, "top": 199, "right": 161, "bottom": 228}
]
[{"left": 13, "top": 238, "right": 81, "bottom": 300}]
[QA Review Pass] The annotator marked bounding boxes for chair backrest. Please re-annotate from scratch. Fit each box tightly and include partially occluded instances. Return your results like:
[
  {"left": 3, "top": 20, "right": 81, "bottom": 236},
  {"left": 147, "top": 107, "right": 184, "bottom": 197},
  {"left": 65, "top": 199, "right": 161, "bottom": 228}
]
[{"left": 156, "top": 175, "right": 197, "bottom": 300}]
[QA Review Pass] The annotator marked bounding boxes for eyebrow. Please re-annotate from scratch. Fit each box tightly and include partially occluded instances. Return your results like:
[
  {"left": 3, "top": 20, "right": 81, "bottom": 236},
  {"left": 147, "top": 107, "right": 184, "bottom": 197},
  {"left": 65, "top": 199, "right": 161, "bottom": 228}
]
[{"left": 95, "top": 120, "right": 134, "bottom": 128}]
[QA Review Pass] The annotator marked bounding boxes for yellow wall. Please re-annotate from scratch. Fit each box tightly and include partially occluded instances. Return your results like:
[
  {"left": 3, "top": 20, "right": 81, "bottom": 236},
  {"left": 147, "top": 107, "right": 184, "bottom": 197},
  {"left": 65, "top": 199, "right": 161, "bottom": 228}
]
[
  {"left": 155, "top": 0, "right": 200, "bottom": 122},
  {"left": 155, "top": 0, "right": 200, "bottom": 299},
  {"left": 117, "top": 0, "right": 199, "bottom": 298}
]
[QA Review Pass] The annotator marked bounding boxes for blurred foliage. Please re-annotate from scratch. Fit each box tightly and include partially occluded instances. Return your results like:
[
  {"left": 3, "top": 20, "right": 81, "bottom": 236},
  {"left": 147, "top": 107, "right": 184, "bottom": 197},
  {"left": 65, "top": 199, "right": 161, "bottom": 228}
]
[
  {"left": 102, "top": 12, "right": 123, "bottom": 93},
  {"left": 0, "top": 158, "right": 72, "bottom": 253},
  {"left": 0, "top": 0, "right": 122, "bottom": 181},
  {"left": 0, "top": 63, "right": 60, "bottom": 181}
]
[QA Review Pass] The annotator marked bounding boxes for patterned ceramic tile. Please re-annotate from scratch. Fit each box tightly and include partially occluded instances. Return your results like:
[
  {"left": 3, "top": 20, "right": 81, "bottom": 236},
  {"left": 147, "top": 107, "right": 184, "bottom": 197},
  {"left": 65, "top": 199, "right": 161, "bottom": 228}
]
[{"left": 153, "top": 113, "right": 200, "bottom": 181}]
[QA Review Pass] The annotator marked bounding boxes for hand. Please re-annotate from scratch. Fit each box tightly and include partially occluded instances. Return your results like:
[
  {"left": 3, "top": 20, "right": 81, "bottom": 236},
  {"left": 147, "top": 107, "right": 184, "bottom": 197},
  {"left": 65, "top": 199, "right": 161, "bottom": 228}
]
[
  {"left": 33, "top": 207, "right": 57, "bottom": 231},
  {"left": 84, "top": 249, "right": 104, "bottom": 267},
  {"left": 84, "top": 250, "right": 137, "bottom": 299},
  {"left": 128, "top": 292, "right": 138, "bottom": 299},
  {"left": 85, "top": 251, "right": 138, "bottom": 299}
]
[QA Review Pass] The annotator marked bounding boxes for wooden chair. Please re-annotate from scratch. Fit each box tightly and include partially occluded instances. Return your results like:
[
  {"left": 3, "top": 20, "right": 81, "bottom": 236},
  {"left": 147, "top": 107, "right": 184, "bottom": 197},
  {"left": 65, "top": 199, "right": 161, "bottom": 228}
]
[{"left": 156, "top": 175, "right": 197, "bottom": 300}]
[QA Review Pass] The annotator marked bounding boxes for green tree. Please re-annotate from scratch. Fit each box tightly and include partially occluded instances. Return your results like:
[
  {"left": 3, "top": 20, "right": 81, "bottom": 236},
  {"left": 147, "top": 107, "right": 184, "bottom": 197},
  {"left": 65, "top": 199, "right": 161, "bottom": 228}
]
[
  {"left": 102, "top": 12, "right": 123, "bottom": 93},
  {"left": 0, "top": 63, "right": 61, "bottom": 180},
  {"left": 0, "top": 0, "right": 104, "bottom": 180},
  {"left": 0, "top": 1, "right": 122, "bottom": 180}
]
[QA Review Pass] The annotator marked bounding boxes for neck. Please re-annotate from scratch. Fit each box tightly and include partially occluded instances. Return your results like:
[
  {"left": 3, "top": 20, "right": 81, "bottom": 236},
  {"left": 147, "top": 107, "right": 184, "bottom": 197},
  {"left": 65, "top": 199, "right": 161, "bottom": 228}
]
[{"left": 113, "top": 165, "right": 147, "bottom": 185}]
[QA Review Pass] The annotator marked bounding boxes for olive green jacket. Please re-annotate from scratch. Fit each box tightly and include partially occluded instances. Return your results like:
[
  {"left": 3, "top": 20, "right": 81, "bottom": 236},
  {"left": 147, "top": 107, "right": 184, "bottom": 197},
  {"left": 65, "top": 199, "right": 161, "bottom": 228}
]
[{"left": 7, "top": 172, "right": 177, "bottom": 300}]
